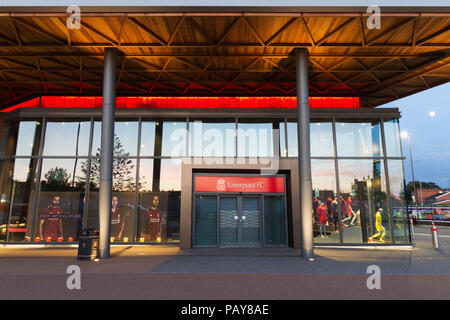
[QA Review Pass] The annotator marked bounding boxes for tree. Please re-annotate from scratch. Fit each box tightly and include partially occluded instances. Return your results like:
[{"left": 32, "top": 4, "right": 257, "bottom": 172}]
[
  {"left": 405, "top": 181, "right": 441, "bottom": 203},
  {"left": 81, "top": 135, "right": 138, "bottom": 192},
  {"left": 44, "top": 167, "right": 70, "bottom": 189}
]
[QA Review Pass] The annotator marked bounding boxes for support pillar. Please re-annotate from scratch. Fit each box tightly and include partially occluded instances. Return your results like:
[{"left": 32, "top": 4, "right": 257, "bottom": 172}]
[
  {"left": 295, "top": 48, "right": 314, "bottom": 259},
  {"left": 99, "top": 48, "right": 116, "bottom": 259}
]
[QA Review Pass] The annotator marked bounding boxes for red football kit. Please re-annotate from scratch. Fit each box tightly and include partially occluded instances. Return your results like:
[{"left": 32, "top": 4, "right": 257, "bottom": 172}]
[
  {"left": 41, "top": 206, "right": 63, "bottom": 240},
  {"left": 347, "top": 197, "right": 353, "bottom": 217},
  {"left": 318, "top": 205, "right": 328, "bottom": 224},
  {"left": 146, "top": 208, "right": 161, "bottom": 241},
  {"left": 110, "top": 208, "right": 122, "bottom": 239}
]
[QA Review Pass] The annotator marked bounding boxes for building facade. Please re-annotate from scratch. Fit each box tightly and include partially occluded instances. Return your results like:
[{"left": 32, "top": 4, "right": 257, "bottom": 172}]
[{"left": 0, "top": 96, "right": 411, "bottom": 247}]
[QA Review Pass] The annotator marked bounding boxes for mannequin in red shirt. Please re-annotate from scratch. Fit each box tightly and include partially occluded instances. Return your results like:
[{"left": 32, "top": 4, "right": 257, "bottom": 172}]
[{"left": 318, "top": 203, "right": 328, "bottom": 237}]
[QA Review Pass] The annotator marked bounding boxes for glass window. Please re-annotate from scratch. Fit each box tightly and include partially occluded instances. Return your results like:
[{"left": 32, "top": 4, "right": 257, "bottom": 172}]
[
  {"left": 2, "top": 121, "right": 42, "bottom": 157},
  {"left": 35, "top": 159, "right": 86, "bottom": 242},
  {"left": 336, "top": 121, "right": 383, "bottom": 157},
  {"left": 286, "top": 121, "right": 298, "bottom": 157},
  {"left": 136, "top": 159, "right": 181, "bottom": 243},
  {"left": 310, "top": 121, "right": 334, "bottom": 157},
  {"left": 384, "top": 119, "right": 402, "bottom": 157},
  {"left": 114, "top": 121, "right": 139, "bottom": 156},
  {"left": 237, "top": 121, "right": 274, "bottom": 157},
  {"left": 140, "top": 121, "right": 156, "bottom": 157},
  {"left": 91, "top": 121, "right": 101, "bottom": 156},
  {"left": 279, "top": 122, "right": 287, "bottom": 157},
  {"left": 160, "top": 159, "right": 182, "bottom": 192},
  {"left": 194, "top": 195, "right": 217, "bottom": 246},
  {"left": 43, "top": 121, "right": 90, "bottom": 156},
  {"left": 263, "top": 196, "right": 287, "bottom": 246},
  {"left": 91, "top": 120, "right": 139, "bottom": 157},
  {"left": 188, "top": 120, "right": 236, "bottom": 157},
  {"left": 338, "top": 159, "right": 390, "bottom": 244},
  {"left": 311, "top": 160, "right": 339, "bottom": 243},
  {"left": 0, "top": 159, "right": 38, "bottom": 242},
  {"left": 387, "top": 160, "right": 409, "bottom": 244},
  {"left": 161, "top": 121, "right": 186, "bottom": 157}
]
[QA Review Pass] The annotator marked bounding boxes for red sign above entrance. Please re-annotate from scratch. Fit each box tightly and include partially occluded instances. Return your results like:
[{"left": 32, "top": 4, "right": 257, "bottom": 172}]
[{"left": 195, "top": 176, "right": 285, "bottom": 194}]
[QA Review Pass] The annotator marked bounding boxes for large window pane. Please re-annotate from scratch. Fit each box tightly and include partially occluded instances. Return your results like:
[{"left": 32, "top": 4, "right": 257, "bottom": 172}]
[
  {"left": 137, "top": 159, "right": 181, "bottom": 243},
  {"left": 161, "top": 121, "right": 186, "bottom": 157},
  {"left": 36, "top": 159, "right": 86, "bottom": 242},
  {"left": 194, "top": 195, "right": 217, "bottom": 246},
  {"left": 114, "top": 121, "right": 138, "bottom": 156},
  {"left": 140, "top": 121, "right": 156, "bottom": 156},
  {"left": 0, "top": 159, "right": 38, "bottom": 242},
  {"left": 237, "top": 121, "right": 274, "bottom": 157},
  {"left": 384, "top": 119, "right": 402, "bottom": 157},
  {"left": 310, "top": 121, "right": 334, "bottom": 157},
  {"left": 189, "top": 120, "right": 236, "bottom": 157},
  {"left": 43, "top": 121, "right": 90, "bottom": 156},
  {"left": 336, "top": 121, "right": 382, "bottom": 157},
  {"left": 287, "top": 121, "right": 298, "bottom": 157},
  {"left": 311, "top": 160, "right": 339, "bottom": 243},
  {"left": 338, "top": 159, "right": 390, "bottom": 244},
  {"left": 2, "top": 121, "right": 42, "bottom": 157},
  {"left": 388, "top": 160, "right": 410, "bottom": 243},
  {"left": 279, "top": 122, "right": 287, "bottom": 157}
]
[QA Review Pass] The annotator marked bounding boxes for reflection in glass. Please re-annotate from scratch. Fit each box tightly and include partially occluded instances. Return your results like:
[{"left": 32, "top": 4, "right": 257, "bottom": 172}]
[
  {"left": 336, "top": 121, "right": 382, "bottom": 157},
  {"left": 140, "top": 121, "right": 156, "bottom": 156},
  {"left": 237, "top": 122, "right": 274, "bottom": 157},
  {"left": 44, "top": 121, "right": 90, "bottom": 156},
  {"left": 36, "top": 159, "right": 85, "bottom": 242},
  {"left": 114, "top": 121, "right": 138, "bottom": 156},
  {"left": 311, "top": 160, "right": 339, "bottom": 243},
  {"left": 160, "top": 159, "right": 181, "bottom": 191},
  {"left": 0, "top": 159, "right": 38, "bottom": 242},
  {"left": 384, "top": 119, "right": 402, "bottom": 157},
  {"left": 279, "top": 122, "right": 287, "bottom": 157},
  {"left": 194, "top": 195, "right": 217, "bottom": 246},
  {"left": 3, "top": 121, "right": 41, "bottom": 157},
  {"left": 388, "top": 160, "right": 409, "bottom": 243},
  {"left": 162, "top": 121, "right": 186, "bottom": 157},
  {"left": 189, "top": 120, "right": 236, "bottom": 157},
  {"left": 287, "top": 121, "right": 298, "bottom": 157},
  {"left": 338, "top": 159, "right": 390, "bottom": 243},
  {"left": 310, "top": 121, "right": 334, "bottom": 157}
]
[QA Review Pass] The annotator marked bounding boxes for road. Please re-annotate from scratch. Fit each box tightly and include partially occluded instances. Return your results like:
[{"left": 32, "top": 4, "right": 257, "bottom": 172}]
[{"left": 0, "top": 225, "right": 449, "bottom": 300}]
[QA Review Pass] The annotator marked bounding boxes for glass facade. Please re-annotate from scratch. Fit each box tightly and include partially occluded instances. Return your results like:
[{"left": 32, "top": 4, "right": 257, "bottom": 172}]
[{"left": 0, "top": 114, "right": 410, "bottom": 245}]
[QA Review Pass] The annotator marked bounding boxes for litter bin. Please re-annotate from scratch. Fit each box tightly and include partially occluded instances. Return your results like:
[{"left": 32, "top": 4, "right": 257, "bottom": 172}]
[{"left": 77, "top": 228, "right": 99, "bottom": 261}]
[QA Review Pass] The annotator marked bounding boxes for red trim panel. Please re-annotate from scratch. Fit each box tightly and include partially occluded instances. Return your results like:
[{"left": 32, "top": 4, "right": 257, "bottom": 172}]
[
  {"left": 2, "top": 96, "right": 360, "bottom": 112},
  {"left": 195, "top": 176, "right": 285, "bottom": 193}
]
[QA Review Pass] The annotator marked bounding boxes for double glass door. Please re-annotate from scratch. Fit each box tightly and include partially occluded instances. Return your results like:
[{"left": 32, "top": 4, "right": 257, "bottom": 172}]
[{"left": 219, "top": 196, "right": 261, "bottom": 247}]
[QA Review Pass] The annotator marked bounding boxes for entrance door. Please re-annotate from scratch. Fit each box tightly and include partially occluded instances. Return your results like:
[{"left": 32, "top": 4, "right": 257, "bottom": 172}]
[{"left": 219, "top": 196, "right": 261, "bottom": 247}]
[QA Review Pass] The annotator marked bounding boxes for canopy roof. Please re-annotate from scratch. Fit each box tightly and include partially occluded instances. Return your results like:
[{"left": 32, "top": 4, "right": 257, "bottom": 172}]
[{"left": 0, "top": 11, "right": 449, "bottom": 109}]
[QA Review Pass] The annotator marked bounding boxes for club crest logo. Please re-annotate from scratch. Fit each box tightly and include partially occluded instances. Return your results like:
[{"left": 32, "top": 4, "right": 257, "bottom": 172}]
[{"left": 216, "top": 178, "right": 226, "bottom": 191}]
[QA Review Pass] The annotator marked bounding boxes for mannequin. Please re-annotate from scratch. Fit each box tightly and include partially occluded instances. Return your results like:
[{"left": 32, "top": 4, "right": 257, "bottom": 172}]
[
  {"left": 368, "top": 208, "right": 386, "bottom": 242},
  {"left": 318, "top": 202, "right": 328, "bottom": 237}
]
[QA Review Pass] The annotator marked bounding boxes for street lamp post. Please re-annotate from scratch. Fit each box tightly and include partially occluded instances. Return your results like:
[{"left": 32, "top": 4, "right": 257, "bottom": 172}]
[{"left": 401, "top": 131, "right": 417, "bottom": 241}]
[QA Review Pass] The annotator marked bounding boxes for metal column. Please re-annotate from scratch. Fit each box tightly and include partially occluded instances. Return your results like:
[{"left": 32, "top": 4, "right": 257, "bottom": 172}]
[
  {"left": 99, "top": 48, "right": 117, "bottom": 258},
  {"left": 295, "top": 48, "right": 314, "bottom": 259}
]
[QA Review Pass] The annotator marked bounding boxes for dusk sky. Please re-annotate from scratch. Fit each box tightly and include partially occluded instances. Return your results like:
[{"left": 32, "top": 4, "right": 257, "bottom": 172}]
[{"left": 380, "top": 83, "right": 450, "bottom": 189}]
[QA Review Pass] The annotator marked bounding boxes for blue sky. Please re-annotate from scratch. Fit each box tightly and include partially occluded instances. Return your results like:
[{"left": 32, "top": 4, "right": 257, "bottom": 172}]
[{"left": 380, "top": 83, "right": 450, "bottom": 189}]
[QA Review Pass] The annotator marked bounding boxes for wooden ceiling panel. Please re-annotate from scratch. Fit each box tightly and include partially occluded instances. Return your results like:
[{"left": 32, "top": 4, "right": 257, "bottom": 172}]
[{"left": 0, "top": 14, "right": 448, "bottom": 109}]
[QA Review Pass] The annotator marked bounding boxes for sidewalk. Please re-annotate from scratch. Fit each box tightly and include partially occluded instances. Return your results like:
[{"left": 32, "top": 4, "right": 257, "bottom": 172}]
[{"left": 1, "top": 227, "right": 449, "bottom": 299}]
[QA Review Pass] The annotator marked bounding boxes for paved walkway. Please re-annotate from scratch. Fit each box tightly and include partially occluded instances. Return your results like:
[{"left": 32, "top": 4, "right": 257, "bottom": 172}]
[{"left": 0, "top": 225, "right": 449, "bottom": 299}]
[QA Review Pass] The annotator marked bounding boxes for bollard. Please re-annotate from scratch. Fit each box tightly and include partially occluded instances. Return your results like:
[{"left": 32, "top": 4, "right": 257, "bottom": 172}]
[
  {"left": 409, "top": 216, "right": 415, "bottom": 241},
  {"left": 431, "top": 221, "right": 439, "bottom": 249}
]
